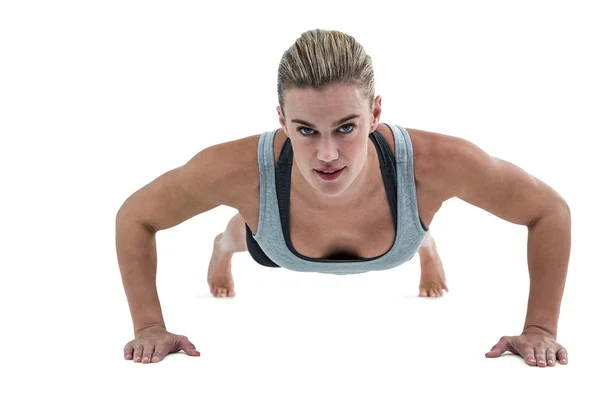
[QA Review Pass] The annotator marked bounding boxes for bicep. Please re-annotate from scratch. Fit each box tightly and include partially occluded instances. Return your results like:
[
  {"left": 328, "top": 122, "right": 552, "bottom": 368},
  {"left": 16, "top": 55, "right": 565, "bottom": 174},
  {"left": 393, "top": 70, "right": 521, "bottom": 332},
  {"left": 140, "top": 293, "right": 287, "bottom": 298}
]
[
  {"left": 116, "top": 146, "right": 232, "bottom": 232},
  {"left": 442, "top": 137, "right": 566, "bottom": 227}
]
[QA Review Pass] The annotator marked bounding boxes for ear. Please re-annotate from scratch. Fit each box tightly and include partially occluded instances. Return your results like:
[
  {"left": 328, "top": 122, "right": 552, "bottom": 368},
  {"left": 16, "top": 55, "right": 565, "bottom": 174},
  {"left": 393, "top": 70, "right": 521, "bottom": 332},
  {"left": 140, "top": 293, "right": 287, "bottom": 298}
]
[
  {"left": 369, "top": 95, "right": 383, "bottom": 132},
  {"left": 276, "top": 106, "right": 289, "bottom": 137}
]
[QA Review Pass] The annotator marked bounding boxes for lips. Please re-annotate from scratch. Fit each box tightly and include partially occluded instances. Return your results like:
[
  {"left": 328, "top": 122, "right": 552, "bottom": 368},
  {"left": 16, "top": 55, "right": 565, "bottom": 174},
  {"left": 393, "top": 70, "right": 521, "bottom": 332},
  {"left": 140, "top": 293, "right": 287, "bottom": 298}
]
[{"left": 315, "top": 167, "right": 344, "bottom": 173}]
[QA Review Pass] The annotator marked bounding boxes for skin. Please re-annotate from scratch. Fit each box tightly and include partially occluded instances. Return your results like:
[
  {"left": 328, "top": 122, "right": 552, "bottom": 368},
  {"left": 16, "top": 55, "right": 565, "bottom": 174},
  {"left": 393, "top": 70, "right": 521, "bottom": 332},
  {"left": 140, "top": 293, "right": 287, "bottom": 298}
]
[{"left": 126, "top": 84, "right": 569, "bottom": 367}]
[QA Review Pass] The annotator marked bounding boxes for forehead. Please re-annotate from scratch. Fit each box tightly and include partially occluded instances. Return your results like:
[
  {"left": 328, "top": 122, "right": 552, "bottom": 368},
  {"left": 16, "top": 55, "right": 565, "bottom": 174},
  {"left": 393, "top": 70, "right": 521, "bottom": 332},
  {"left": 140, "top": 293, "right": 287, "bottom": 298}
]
[{"left": 285, "top": 85, "right": 363, "bottom": 114}]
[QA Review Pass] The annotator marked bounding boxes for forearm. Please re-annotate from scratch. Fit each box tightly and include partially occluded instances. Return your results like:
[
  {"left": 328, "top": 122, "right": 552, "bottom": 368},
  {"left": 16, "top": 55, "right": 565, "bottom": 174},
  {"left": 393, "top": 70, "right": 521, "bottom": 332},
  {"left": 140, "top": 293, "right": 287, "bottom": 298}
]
[
  {"left": 523, "top": 204, "right": 571, "bottom": 338},
  {"left": 115, "top": 215, "right": 166, "bottom": 335}
]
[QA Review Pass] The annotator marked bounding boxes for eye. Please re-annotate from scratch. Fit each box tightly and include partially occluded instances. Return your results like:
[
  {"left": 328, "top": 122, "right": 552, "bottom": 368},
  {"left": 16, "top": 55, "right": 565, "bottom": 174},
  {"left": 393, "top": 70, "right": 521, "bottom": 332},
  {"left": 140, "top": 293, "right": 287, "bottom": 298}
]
[
  {"left": 339, "top": 123, "right": 355, "bottom": 133},
  {"left": 297, "top": 123, "right": 355, "bottom": 136}
]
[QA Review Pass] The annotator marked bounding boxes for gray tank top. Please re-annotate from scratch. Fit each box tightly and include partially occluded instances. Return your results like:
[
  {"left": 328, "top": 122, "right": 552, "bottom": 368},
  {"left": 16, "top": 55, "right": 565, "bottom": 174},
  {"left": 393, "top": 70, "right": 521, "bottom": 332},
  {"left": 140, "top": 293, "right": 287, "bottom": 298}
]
[{"left": 250, "top": 123, "right": 428, "bottom": 275}]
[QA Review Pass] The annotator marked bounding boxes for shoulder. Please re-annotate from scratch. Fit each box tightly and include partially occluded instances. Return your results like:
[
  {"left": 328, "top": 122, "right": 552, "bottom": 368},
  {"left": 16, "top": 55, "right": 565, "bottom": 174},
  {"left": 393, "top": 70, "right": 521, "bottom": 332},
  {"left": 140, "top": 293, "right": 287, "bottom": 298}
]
[
  {"left": 194, "top": 133, "right": 262, "bottom": 211},
  {"left": 202, "top": 128, "right": 289, "bottom": 212},
  {"left": 377, "top": 123, "right": 446, "bottom": 182},
  {"left": 402, "top": 126, "right": 476, "bottom": 201}
]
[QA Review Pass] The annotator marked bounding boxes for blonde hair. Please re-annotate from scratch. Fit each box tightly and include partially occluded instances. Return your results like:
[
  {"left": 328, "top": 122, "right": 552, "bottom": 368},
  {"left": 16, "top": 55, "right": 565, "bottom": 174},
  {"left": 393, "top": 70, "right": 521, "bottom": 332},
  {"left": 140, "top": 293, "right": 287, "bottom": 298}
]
[{"left": 277, "top": 29, "right": 375, "bottom": 120}]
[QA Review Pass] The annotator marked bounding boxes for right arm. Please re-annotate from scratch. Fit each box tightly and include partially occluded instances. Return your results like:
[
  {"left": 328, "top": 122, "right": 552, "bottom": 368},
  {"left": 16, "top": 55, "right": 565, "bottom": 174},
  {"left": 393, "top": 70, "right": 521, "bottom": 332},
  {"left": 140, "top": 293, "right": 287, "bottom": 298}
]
[
  {"left": 115, "top": 215, "right": 166, "bottom": 335},
  {"left": 115, "top": 140, "right": 249, "bottom": 335}
]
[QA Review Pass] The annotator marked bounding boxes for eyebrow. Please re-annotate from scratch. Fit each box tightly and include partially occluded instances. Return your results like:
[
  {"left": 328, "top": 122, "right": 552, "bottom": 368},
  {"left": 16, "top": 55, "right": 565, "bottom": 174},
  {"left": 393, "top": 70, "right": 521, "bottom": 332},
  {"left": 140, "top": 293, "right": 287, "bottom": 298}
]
[{"left": 291, "top": 114, "right": 360, "bottom": 128}]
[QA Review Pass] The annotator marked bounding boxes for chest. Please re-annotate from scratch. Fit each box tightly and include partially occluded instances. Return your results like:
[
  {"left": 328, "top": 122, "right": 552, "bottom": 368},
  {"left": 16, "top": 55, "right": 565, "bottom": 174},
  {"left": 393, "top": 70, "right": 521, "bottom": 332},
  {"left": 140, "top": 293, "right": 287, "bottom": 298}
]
[{"left": 287, "top": 179, "right": 397, "bottom": 259}]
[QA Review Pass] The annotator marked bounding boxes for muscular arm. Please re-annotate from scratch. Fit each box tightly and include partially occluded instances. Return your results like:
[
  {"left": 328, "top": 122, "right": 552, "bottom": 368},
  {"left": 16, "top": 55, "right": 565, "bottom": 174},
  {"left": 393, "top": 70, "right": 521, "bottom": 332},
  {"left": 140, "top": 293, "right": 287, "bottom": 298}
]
[{"left": 437, "top": 134, "right": 570, "bottom": 336}]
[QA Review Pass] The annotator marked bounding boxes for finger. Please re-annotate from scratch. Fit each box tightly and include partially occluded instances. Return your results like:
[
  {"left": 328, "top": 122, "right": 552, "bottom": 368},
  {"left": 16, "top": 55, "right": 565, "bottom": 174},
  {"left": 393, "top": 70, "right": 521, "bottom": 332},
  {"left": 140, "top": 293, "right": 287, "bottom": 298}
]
[
  {"left": 485, "top": 337, "right": 508, "bottom": 358},
  {"left": 546, "top": 348, "right": 556, "bottom": 367},
  {"left": 522, "top": 347, "right": 536, "bottom": 366},
  {"left": 178, "top": 336, "right": 201, "bottom": 356},
  {"left": 142, "top": 344, "right": 155, "bottom": 364},
  {"left": 557, "top": 348, "right": 568, "bottom": 364},
  {"left": 124, "top": 343, "right": 134, "bottom": 360},
  {"left": 534, "top": 348, "right": 547, "bottom": 367},
  {"left": 151, "top": 344, "right": 170, "bottom": 363},
  {"left": 133, "top": 344, "right": 143, "bottom": 363}
]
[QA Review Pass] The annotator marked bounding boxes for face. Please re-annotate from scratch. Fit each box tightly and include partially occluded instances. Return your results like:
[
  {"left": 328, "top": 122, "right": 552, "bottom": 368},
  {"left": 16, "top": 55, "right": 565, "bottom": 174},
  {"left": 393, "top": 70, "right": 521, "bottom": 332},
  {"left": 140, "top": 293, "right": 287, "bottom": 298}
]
[{"left": 277, "top": 84, "right": 382, "bottom": 206}]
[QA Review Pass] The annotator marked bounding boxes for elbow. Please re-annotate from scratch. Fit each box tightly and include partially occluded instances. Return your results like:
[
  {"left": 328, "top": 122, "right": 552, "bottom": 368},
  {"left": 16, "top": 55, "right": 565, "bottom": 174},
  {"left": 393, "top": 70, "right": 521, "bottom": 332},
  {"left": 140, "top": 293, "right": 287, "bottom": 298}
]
[
  {"left": 116, "top": 209, "right": 156, "bottom": 234},
  {"left": 116, "top": 203, "right": 131, "bottom": 223},
  {"left": 528, "top": 198, "right": 570, "bottom": 229}
]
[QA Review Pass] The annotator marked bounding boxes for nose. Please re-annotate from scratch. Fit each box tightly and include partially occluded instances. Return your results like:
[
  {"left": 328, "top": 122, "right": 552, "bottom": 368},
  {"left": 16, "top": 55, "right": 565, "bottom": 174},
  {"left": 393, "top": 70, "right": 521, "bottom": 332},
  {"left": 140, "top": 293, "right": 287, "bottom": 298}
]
[{"left": 316, "top": 137, "right": 339, "bottom": 162}]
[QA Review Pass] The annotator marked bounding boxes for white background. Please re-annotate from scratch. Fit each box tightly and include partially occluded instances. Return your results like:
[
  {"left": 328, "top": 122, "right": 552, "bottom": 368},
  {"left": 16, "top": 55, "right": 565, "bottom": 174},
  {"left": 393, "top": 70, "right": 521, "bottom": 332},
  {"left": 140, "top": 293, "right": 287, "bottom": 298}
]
[{"left": 1, "top": 0, "right": 597, "bottom": 399}]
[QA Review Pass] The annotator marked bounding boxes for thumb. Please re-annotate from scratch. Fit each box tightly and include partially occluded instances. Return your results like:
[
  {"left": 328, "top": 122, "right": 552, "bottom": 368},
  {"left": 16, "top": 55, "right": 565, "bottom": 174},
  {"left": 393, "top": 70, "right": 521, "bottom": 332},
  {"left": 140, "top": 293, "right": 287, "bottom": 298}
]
[
  {"left": 485, "top": 337, "right": 509, "bottom": 358},
  {"left": 177, "top": 337, "right": 201, "bottom": 356}
]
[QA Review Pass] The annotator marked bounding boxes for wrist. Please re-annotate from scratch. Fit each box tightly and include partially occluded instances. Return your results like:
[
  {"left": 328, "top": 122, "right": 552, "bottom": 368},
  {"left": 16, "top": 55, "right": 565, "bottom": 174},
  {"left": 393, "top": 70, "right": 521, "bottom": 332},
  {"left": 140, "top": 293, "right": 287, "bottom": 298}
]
[
  {"left": 135, "top": 322, "right": 166, "bottom": 336},
  {"left": 522, "top": 324, "right": 556, "bottom": 338}
]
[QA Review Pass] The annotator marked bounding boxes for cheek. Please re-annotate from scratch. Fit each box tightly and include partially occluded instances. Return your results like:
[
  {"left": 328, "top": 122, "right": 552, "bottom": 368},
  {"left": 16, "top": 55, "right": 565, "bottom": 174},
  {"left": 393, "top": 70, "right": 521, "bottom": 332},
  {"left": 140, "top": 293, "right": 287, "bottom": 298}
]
[{"left": 350, "top": 147, "right": 368, "bottom": 164}]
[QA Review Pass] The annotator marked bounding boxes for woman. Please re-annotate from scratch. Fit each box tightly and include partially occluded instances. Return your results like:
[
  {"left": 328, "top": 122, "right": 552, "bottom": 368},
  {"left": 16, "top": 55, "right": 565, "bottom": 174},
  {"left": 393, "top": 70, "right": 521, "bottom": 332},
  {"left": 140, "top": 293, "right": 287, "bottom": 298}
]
[{"left": 116, "top": 29, "right": 570, "bottom": 367}]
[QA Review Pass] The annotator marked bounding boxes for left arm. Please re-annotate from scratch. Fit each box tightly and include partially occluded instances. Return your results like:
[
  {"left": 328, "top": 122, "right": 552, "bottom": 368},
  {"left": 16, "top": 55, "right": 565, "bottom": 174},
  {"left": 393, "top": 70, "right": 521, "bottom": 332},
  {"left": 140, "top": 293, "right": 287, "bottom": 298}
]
[{"left": 436, "top": 135, "right": 571, "bottom": 338}]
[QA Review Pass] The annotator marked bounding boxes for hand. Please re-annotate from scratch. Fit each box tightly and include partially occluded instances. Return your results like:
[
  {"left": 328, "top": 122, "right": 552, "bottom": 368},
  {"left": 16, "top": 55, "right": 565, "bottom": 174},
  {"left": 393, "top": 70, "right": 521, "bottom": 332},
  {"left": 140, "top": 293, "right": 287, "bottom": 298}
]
[
  {"left": 485, "top": 328, "right": 568, "bottom": 367},
  {"left": 123, "top": 325, "right": 201, "bottom": 363}
]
